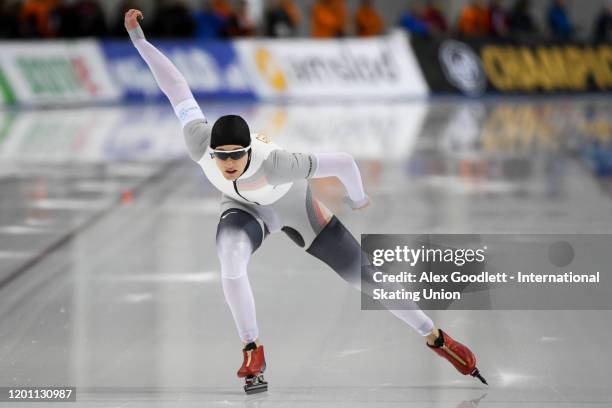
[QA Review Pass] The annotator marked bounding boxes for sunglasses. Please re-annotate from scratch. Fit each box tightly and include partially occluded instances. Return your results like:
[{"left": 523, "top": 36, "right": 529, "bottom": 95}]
[{"left": 210, "top": 146, "right": 251, "bottom": 161}]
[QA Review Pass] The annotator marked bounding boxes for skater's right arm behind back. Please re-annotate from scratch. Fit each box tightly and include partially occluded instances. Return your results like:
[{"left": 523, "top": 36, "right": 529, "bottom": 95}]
[{"left": 125, "top": 9, "right": 210, "bottom": 161}]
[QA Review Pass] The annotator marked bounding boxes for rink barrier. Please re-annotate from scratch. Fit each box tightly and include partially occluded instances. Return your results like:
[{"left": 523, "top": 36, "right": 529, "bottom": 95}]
[
  {"left": 101, "top": 39, "right": 256, "bottom": 102},
  {"left": 411, "top": 37, "right": 612, "bottom": 96},
  {"left": 2, "top": 36, "right": 611, "bottom": 107},
  {"left": 234, "top": 30, "right": 428, "bottom": 100},
  {"left": 0, "top": 40, "right": 121, "bottom": 107},
  {"left": 0, "top": 33, "right": 428, "bottom": 107}
]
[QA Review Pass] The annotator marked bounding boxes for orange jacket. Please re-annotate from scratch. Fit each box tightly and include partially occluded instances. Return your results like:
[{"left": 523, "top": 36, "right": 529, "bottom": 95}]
[
  {"left": 282, "top": 0, "right": 300, "bottom": 27},
  {"left": 311, "top": 2, "right": 340, "bottom": 37},
  {"left": 457, "top": 4, "right": 490, "bottom": 36},
  {"left": 212, "top": 0, "right": 234, "bottom": 19},
  {"left": 355, "top": 5, "right": 384, "bottom": 36},
  {"left": 332, "top": 0, "right": 348, "bottom": 35},
  {"left": 21, "top": 0, "right": 59, "bottom": 37}
]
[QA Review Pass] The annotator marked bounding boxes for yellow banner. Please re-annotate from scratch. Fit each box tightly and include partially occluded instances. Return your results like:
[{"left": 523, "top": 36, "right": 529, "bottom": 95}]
[{"left": 481, "top": 45, "right": 612, "bottom": 92}]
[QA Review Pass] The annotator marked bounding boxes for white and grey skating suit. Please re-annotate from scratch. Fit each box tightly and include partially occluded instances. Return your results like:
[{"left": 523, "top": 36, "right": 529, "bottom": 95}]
[
  {"left": 183, "top": 116, "right": 360, "bottom": 247},
  {"left": 130, "top": 26, "right": 435, "bottom": 343}
]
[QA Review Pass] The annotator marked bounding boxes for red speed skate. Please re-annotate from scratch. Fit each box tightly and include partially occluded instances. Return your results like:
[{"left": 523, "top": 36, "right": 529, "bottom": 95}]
[
  {"left": 427, "top": 329, "right": 488, "bottom": 385},
  {"left": 238, "top": 342, "right": 268, "bottom": 394}
]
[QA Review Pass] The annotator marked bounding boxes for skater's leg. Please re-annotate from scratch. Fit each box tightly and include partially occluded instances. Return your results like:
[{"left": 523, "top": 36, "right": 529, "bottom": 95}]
[
  {"left": 274, "top": 183, "right": 485, "bottom": 383},
  {"left": 217, "top": 208, "right": 269, "bottom": 391},
  {"left": 303, "top": 216, "right": 487, "bottom": 382},
  {"left": 216, "top": 208, "right": 266, "bottom": 343},
  {"left": 305, "top": 215, "right": 435, "bottom": 337},
  {"left": 273, "top": 183, "right": 435, "bottom": 336}
]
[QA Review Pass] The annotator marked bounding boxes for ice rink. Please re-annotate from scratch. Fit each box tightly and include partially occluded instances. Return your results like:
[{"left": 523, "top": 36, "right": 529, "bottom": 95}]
[{"left": 1, "top": 98, "right": 611, "bottom": 407}]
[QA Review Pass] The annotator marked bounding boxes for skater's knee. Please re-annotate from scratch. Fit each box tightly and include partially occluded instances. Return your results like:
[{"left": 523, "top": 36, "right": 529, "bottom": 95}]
[
  {"left": 218, "top": 250, "right": 250, "bottom": 279},
  {"left": 306, "top": 216, "right": 363, "bottom": 285},
  {"left": 216, "top": 209, "right": 265, "bottom": 252},
  {"left": 217, "top": 236, "right": 251, "bottom": 279},
  {"left": 217, "top": 236, "right": 251, "bottom": 258},
  {"left": 221, "top": 264, "right": 248, "bottom": 279}
]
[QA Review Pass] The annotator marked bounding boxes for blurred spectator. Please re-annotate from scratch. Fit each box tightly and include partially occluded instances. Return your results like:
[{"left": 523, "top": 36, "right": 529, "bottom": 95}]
[
  {"left": 151, "top": 0, "right": 195, "bottom": 37},
  {"left": 355, "top": 0, "right": 384, "bottom": 37},
  {"left": 282, "top": 0, "right": 301, "bottom": 30},
  {"left": 211, "top": 0, "right": 233, "bottom": 19},
  {"left": 69, "top": 0, "right": 107, "bottom": 37},
  {"left": 548, "top": 0, "right": 574, "bottom": 40},
  {"left": 488, "top": 0, "right": 508, "bottom": 38},
  {"left": 20, "top": 0, "right": 61, "bottom": 38},
  {"left": 211, "top": 0, "right": 234, "bottom": 36},
  {"left": 0, "top": 0, "right": 20, "bottom": 38},
  {"left": 193, "top": 1, "right": 226, "bottom": 39},
  {"left": 5, "top": 0, "right": 608, "bottom": 41},
  {"left": 55, "top": 1, "right": 78, "bottom": 37},
  {"left": 226, "top": 0, "right": 257, "bottom": 36},
  {"left": 594, "top": 3, "right": 612, "bottom": 42},
  {"left": 332, "top": 0, "right": 348, "bottom": 36},
  {"left": 508, "top": 0, "right": 537, "bottom": 39},
  {"left": 423, "top": 0, "right": 448, "bottom": 34},
  {"left": 311, "top": 0, "right": 344, "bottom": 37},
  {"left": 457, "top": 0, "right": 490, "bottom": 37},
  {"left": 112, "top": 0, "right": 140, "bottom": 36},
  {"left": 398, "top": 1, "right": 429, "bottom": 37},
  {"left": 264, "top": 0, "right": 300, "bottom": 37}
]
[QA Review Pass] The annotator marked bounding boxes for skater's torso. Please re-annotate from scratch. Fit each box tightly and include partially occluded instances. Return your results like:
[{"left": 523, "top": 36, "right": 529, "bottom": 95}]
[
  {"left": 197, "top": 134, "right": 295, "bottom": 206},
  {"left": 183, "top": 119, "right": 329, "bottom": 243},
  {"left": 184, "top": 118, "right": 316, "bottom": 206}
]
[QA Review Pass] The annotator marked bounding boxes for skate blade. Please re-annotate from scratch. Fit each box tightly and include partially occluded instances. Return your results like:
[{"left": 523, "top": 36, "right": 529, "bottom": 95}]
[
  {"left": 244, "top": 382, "right": 268, "bottom": 394},
  {"left": 471, "top": 369, "right": 488, "bottom": 385}
]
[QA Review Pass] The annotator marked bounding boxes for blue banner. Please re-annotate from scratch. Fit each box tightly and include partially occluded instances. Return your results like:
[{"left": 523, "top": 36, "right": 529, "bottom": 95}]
[{"left": 102, "top": 40, "right": 255, "bottom": 101}]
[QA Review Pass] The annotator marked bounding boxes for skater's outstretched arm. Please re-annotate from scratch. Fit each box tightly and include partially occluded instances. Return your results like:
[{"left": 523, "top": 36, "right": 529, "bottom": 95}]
[
  {"left": 312, "top": 152, "right": 370, "bottom": 210},
  {"left": 263, "top": 150, "right": 369, "bottom": 209},
  {"left": 125, "top": 9, "right": 210, "bottom": 161}
]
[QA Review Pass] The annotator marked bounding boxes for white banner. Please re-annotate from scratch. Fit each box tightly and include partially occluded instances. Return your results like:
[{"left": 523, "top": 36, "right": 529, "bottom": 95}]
[
  {"left": 235, "top": 31, "right": 428, "bottom": 100},
  {"left": 0, "top": 40, "right": 120, "bottom": 107}
]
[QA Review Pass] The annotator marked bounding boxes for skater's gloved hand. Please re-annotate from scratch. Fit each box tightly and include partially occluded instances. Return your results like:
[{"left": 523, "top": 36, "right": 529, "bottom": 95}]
[
  {"left": 344, "top": 195, "right": 370, "bottom": 211},
  {"left": 124, "top": 9, "right": 144, "bottom": 32}
]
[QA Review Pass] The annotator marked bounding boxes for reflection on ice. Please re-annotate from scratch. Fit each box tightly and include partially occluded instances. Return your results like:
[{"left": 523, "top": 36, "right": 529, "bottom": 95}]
[{"left": 0, "top": 100, "right": 611, "bottom": 407}]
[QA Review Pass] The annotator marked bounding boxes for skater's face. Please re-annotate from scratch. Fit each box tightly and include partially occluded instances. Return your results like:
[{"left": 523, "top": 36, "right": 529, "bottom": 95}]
[{"left": 213, "top": 144, "right": 250, "bottom": 180}]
